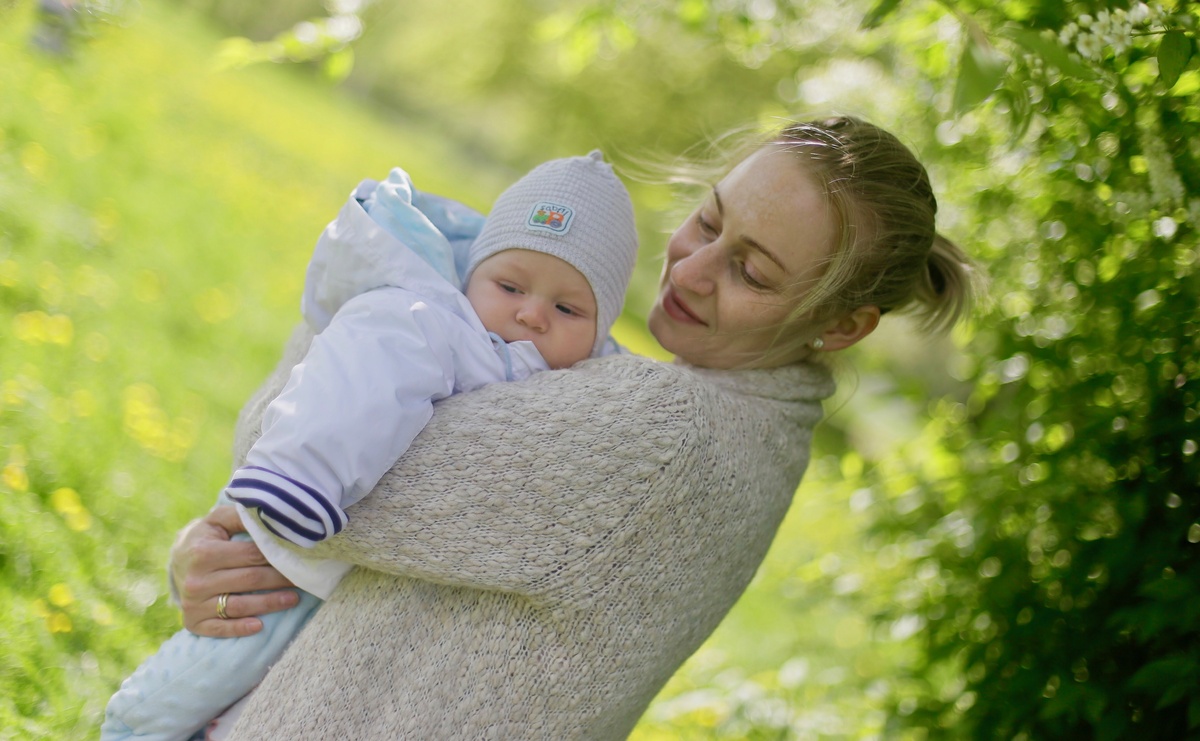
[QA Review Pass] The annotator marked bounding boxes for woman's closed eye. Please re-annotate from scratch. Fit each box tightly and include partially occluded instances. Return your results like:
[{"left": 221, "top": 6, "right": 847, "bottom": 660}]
[
  {"left": 738, "top": 261, "right": 772, "bottom": 291},
  {"left": 696, "top": 211, "right": 718, "bottom": 237}
]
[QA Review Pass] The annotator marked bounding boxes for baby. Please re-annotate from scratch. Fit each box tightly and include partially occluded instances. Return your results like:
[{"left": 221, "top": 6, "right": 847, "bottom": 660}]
[{"left": 100, "top": 151, "right": 639, "bottom": 741}]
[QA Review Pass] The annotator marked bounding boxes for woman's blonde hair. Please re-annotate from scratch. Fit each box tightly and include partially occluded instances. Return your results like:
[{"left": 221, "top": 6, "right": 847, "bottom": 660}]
[
  {"left": 643, "top": 115, "right": 979, "bottom": 367},
  {"left": 774, "top": 116, "right": 973, "bottom": 320}
]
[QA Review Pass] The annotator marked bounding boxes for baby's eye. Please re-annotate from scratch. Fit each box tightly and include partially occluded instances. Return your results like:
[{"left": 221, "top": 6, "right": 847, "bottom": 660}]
[
  {"left": 499, "top": 282, "right": 521, "bottom": 294},
  {"left": 555, "top": 304, "right": 577, "bottom": 316}
]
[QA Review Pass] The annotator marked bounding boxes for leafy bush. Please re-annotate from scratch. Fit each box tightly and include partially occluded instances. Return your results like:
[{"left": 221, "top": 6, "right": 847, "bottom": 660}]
[{"left": 854, "top": 2, "right": 1200, "bottom": 737}]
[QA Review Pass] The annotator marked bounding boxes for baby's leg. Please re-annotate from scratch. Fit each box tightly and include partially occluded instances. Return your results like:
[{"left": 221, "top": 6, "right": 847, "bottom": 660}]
[
  {"left": 203, "top": 691, "right": 252, "bottom": 741},
  {"left": 100, "top": 588, "right": 322, "bottom": 741}
]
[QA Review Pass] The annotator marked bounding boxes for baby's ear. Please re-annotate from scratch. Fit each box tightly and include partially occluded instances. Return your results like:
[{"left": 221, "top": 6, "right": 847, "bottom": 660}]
[{"left": 816, "top": 305, "right": 880, "bottom": 351}]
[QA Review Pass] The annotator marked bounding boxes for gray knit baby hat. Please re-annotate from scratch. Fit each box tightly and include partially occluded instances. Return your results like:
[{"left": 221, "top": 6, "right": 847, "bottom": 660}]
[{"left": 466, "top": 150, "right": 638, "bottom": 357}]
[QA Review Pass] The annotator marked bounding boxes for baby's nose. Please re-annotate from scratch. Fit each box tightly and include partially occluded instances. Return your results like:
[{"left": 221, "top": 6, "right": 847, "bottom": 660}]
[{"left": 517, "top": 302, "right": 549, "bottom": 331}]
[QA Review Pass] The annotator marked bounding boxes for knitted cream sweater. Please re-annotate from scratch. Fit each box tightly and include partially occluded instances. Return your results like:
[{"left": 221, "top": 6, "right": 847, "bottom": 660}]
[{"left": 226, "top": 327, "right": 834, "bottom": 740}]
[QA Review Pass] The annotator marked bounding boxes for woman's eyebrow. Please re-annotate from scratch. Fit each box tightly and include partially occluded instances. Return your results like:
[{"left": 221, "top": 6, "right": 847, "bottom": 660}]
[{"left": 713, "top": 186, "right": 788, "bottom": 273}]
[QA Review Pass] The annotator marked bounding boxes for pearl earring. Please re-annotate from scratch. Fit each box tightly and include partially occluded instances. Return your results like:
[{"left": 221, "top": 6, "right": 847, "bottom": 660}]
[{"left": 810, "top": 337, "right": 825, "bottom": 350}]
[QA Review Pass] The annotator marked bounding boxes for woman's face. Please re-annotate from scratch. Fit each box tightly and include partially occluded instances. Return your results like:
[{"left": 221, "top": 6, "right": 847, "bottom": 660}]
[{"left": 648, "top": 148, "right": 838, "bottom": 369}]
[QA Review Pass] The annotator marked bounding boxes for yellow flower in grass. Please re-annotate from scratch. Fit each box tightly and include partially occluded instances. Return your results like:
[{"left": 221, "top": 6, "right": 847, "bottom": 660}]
[
  {"left": 2, "top": 463, "right": 28, "bottom": 492},
  {"left": 48, "top": 613, "right": 72, "bottom": 633},
  {"left": 48, "top": 583, "right": 74, "bottom": 607},
  {"left": 123, "top": 383, "right": 169, "bottom": 451},
  {"left": 122, "top": 384, "right": 201, "bottom": 461},
  {"left": 43, "top": 588, "right": 76, "bottom": 633},
  {"left": 13, "top": 311, "right": 49, "bottom": 343},
  {"left": 46, "top": 314, "right": 73, "bottom": 345},
  {"left": 12, "top": 311, "right": 73, "bottom": 345},
  {"left": 51, "top": 487, "right": 93, "bottom": 531}
]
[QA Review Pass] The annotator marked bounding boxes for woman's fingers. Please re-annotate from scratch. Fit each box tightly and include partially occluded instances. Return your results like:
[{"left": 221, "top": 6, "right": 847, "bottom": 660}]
[
  {"left": 177, "top": 548, "right": 273, "bottom": 603},
  {"left": 204, "top": 504, "right": 247, "bottom": 536},
  {"left": 209, "top": 565, "right": 296, "bottom": 596},
  {"left": 184, "top": 589, "right": 301, "bottom": 638},
  {"left": 193, "top": 538, "right": 273, "bottom": 572},
  {"left": 179, "top": 564, "right": 294, "bottom": 612},
  {"left": 188, "top": 615, "right": 264, "bottom": 639},
  {"left": 223, "top": 590, "right": 301, "bottom": 619}
]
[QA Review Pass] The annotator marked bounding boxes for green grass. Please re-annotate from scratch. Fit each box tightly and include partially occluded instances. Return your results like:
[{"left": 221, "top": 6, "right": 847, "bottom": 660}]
[
  {"left": 1, "top": 2, "right": 908, "bottom": 738},
  {"left": 0, "top": 2, "right": 528, "bottom": 735}
]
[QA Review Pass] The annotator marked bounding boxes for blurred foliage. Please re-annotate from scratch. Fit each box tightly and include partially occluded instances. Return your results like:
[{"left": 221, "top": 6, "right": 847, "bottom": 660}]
[
  {"left": 213, "top": 0, "right": 367, "bottom": 83},
  {"left": 845, "top": 2, "right": 1200, "bottom": 739}
]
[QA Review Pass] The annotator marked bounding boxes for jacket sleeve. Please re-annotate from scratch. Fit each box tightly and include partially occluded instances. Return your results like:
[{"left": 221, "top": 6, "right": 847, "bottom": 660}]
[
  {"left": 232, "top": 339, "right": 694, "bottom": 598},
  {"left": 226, "top": 289, "right": 466, "bottom": 548}
]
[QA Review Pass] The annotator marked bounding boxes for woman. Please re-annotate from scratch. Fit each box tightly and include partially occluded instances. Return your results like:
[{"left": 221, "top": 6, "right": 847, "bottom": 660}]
[{"left": 170, "top": 116, "right": 974, "bottom": 738}]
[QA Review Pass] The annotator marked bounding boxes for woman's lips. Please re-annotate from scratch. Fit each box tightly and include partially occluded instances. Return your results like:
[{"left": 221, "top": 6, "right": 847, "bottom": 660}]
[{"left": 662, "top": 286, "right": 706, "bottom": 326}]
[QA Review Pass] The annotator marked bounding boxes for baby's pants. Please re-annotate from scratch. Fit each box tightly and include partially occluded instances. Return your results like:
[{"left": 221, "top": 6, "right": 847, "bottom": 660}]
[{"left": 100, "top": 574, "right": 322, "bottom": 741}]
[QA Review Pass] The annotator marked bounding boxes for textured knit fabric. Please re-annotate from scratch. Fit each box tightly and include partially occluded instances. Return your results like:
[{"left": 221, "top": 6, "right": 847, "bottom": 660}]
[
  {"left": 467, "top": 151, "right": 638, "bottom": 356},
  {"left": 223, "top": 325, "right": 835, "bottom": 740}
]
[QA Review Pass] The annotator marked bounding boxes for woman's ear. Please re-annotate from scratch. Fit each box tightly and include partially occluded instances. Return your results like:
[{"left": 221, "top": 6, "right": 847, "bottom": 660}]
[{"left": 817, "top": 305, "right": 880, "bottom": 351}]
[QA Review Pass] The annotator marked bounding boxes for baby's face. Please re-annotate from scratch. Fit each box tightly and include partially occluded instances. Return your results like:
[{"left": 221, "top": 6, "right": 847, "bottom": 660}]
[{"left": 465, "top": 249, "right": 597, "bottom": 369}]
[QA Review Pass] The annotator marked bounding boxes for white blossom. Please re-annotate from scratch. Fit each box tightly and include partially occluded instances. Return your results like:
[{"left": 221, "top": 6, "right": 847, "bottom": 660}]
[{"left": 1075, "top": 34, "right": 1103, "bottom": 60}]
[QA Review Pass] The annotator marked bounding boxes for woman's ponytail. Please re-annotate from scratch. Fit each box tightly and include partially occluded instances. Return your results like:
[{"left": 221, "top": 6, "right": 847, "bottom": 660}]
[{"left": 911, "top": 233, "right": 980, "bottom": 333}]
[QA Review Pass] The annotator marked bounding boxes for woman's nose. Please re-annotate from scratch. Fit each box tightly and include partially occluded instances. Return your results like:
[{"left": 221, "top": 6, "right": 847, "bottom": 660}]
[
  {"left": 516, "top": 301, "right": 549, "bottom": 331},
  {"left": 670, "top": 242, "right": 719, "bottom": 297}
]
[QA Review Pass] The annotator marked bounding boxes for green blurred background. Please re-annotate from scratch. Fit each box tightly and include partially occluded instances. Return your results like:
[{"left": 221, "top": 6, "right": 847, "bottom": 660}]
[{"left": 2, "top": 0, "right": 1197, "bottom": 738}]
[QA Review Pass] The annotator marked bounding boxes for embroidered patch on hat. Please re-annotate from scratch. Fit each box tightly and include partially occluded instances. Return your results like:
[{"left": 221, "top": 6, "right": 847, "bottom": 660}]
[{"left": 526, "top": 202, "right": 574, "bottom": 235}]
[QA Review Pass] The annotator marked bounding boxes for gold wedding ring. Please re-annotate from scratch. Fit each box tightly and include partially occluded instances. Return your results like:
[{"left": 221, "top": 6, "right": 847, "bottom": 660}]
[{"left": 216, "top": 592, "right": 231, "bottom": 620}]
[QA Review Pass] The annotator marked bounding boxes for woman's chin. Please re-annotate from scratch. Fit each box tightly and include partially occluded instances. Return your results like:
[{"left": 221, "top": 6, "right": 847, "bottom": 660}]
[
  {"left": 646, "top": 305, "right": 672, "bottom": 347},
  {"left": 648, "top": 307, "right": 694, "bottom": 364}
]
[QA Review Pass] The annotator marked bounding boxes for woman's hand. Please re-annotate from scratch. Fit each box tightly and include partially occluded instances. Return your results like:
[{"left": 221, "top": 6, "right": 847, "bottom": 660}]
[{"left": 171, "top": 505, "right": 300, "bottom": 638}]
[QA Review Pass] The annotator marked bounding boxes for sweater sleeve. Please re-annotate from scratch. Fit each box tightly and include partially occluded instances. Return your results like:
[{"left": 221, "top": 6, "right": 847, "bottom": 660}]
[
  {"left": 226, "top": 288, "right": 473, "bottom": 548},
  {"left": 232, "top": 346, "right": 696, "bottom": 598}
]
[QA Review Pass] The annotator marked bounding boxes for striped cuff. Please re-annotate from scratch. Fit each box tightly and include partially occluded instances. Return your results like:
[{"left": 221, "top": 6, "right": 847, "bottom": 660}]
[{"left": 225, "top": 466, "right": 348, "bottom": 548}]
